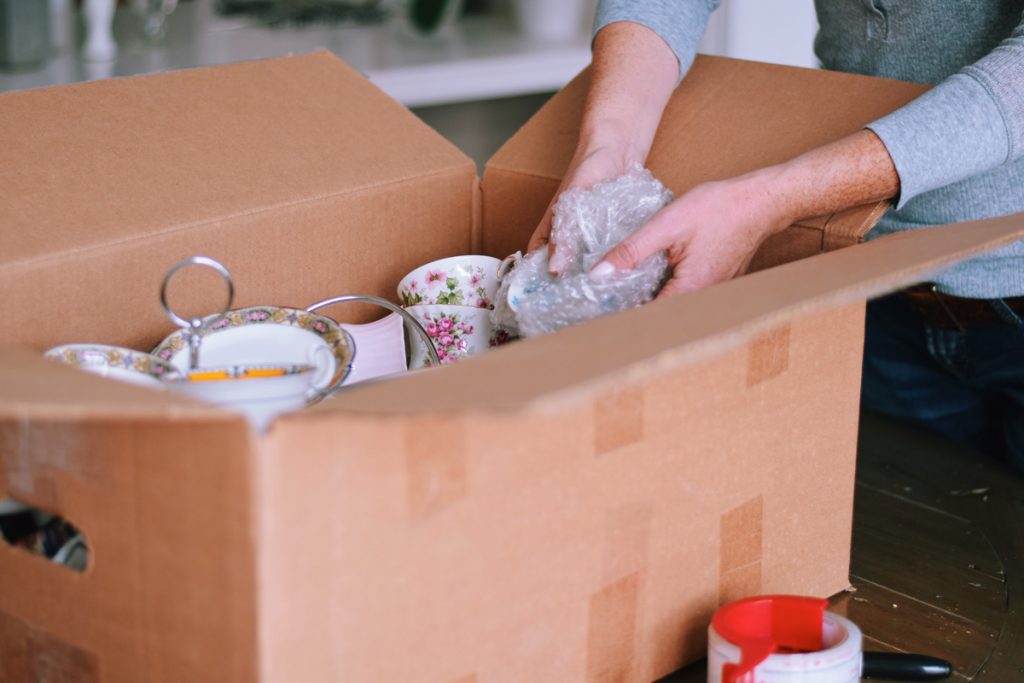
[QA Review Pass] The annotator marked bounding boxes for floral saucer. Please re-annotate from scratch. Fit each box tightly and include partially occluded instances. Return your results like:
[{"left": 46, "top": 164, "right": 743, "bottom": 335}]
[
  {"left": 45, "top": 344, "right": 182, "bottom": 389},
  {"left": 152, "top": 306, "right": 355, "bottom": 393}
]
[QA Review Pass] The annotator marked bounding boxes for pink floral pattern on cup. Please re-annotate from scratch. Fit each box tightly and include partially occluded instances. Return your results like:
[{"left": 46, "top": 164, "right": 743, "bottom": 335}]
[
  {"left": 405, "top": 303, "right": 515, "bottom": 367},
  {"left": 423, "top": 311, "right": 475, "bottom": 364},
  {"left": 398, "top": 256, "right": 501, "bottom": 310}
]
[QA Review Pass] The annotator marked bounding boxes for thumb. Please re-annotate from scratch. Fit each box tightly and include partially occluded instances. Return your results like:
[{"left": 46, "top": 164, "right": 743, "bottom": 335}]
[{"left": 589, "top": 223, "right": 668, "bottom": 282}]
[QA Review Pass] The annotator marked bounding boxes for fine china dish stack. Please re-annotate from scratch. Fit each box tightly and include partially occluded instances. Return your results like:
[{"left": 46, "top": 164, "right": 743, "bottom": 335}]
[
  {"left": 44, "top": 257, "right": 359, "bottom": 432},
  {"left": 43, "top": 254, "right": 503, "bottom": 430},
  {"left": 151, "top": 304, "right": 356, "bottom": 431},
  {"left": 397, "top": 255, "right": 512, "bottom": 365}
]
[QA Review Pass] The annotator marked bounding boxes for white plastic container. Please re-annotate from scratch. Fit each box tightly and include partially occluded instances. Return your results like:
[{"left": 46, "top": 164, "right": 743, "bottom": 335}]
[{"left": 708, "top": 610, "right": 862, "bottom": 683}]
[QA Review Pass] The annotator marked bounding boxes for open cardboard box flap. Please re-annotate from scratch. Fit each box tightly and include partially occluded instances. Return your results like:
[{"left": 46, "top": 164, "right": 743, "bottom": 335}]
[
  {"left": 0, "top": 346, "right": 234, "bottom": 420},
  {"left": 0, "top": 51, "right": 478, "bottom": 351},
  {"left": 2, "top": 50, "right": 472, "bottom": 268}
]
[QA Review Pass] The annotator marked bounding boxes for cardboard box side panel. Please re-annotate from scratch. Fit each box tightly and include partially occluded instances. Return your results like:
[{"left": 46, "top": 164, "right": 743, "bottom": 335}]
[
  {"left": 0, "top": 168, "right": 476, "bottom": 351},
  {"left": 637, "top": 302, "right": 865, "bottom": 680},
  {"left": 488, "top": 57, "right": 927, "bottom": 183},
  {"left": 794, "top": 214, "right": 829, "bottom": 230},
  {"left": 471, "top": 175, "right": 484, "bottom": 254},
  {"left": 1, "top": 51, "right": 474, "bottom": 269},
  {"left": 0, "top": 418, "right": 256, "bottom": 682},
  {"left": 323, "top": 212, "right": 1024, "bottom": 417},
  {"left": 746, "top": 225, "right": 823, "bottom": 273},
  {"left": 0, "top": 350, "right": 229, "bottom": 416},
  {"left": 824, "top": 201, "right": 894, "bottom": 250},
  {"left": 259, "top": 304, "right": 861, "bottom": 682},
  {"left": 480, "top": 166, "right": 559, "bottom": 258},
  {"left": 791, "top": 202, "right": 890, "bottom": 246},
  {"left": 757, "top": 303, "right": 864, "bottom": 600},
  {"left": 486, "top": 69, "right": 587, "bottom": 180}
]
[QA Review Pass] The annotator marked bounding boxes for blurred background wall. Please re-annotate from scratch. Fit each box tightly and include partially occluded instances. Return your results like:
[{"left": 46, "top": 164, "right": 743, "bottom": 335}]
[{"left": 0, "top": 0, "right": 820, "bottom": 165}]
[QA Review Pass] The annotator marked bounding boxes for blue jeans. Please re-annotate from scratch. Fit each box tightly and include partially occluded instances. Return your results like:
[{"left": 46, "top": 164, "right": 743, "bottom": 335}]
[{"left": 862, "top": 294, "right": 1024, "bottom": 474}]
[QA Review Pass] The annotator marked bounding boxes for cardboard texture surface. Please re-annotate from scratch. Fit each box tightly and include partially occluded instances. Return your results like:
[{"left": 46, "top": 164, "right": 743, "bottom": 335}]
[
  {"left": 258, "top": 304, "right": 865, "bottom": 681},
  {"left": 1, "top": 52, "right": 1023, "bottom": 682},
  {"left": 0, "top": 52, "right": 477, "bottom": 350},
  {"left": 0, "top": 376, "right": 255, "bottom": 681}
]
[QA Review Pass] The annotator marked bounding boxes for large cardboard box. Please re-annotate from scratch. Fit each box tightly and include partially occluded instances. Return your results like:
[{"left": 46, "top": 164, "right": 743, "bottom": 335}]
[{"left": 1, "top": 52, "right": 1023, "bottom": 682}]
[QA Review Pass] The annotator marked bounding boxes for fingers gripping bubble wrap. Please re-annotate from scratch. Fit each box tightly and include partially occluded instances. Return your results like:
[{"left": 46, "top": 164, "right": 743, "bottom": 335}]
[{"left": 492, "top": 165, "right": 673, "bottom": 338}]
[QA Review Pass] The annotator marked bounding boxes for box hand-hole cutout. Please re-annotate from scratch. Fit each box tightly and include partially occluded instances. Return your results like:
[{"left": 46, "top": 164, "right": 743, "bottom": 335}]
[{"left": 0, "top": 498, "right": 89, "bottom": 573}]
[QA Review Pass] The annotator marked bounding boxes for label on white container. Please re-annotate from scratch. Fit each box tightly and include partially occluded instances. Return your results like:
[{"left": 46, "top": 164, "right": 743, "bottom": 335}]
[{"left": 707, "top": 611, "right": 862, "bottom": 683}]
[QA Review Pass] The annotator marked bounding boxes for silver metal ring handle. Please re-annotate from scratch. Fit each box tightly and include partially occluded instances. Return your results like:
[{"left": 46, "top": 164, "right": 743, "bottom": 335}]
[
  {"left": 160, "top": 256, "right": 234, "bottom": 369},
  {"left": 305, "top": 295, "right": 441, "bottom": 368}
]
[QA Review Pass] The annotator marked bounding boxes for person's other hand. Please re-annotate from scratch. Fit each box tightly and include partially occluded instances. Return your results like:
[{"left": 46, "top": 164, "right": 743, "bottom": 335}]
[
  {"left": 526, "top": 139, "right": 634, "bottom": 272},
  {"left": 589, "top": 174, "right": 792, "bottom": 298}
]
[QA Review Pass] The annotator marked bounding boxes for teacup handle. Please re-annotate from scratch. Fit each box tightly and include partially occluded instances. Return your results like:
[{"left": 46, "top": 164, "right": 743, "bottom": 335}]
[
  {"left": 305, "top": 295, "right": 441, "bottom": 369},
  {"left": 497, "top": 252, "right": 521, "bottom": 281}
]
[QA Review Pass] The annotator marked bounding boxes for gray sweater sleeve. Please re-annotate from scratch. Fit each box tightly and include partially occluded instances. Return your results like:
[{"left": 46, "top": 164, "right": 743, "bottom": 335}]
[
  {"left": 594, "top": 0, "right": 722, "bottom": 80},
  {"left": 867, "top": 12, "right": 1024, "bottom": 209}
]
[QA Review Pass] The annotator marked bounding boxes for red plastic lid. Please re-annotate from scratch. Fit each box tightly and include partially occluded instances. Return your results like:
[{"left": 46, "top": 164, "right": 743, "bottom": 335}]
[{"left": 711, "top": 595, "right": 828, "bottom": 682}]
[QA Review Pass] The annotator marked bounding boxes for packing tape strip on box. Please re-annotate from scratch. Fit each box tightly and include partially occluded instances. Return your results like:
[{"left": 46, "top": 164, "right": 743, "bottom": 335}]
[{"left": 707, "top": 595, "right": 862, "bottom": 683}]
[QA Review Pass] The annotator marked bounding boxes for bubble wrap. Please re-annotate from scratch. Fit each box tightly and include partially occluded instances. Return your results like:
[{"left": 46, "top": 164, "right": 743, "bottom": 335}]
[{"left": 491, "top": 165, "right": 673, "bottom": 338}]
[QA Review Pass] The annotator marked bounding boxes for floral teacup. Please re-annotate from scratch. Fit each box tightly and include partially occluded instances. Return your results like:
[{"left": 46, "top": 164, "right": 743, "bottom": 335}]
[
  {"left": 405, "top": 304, "right": 512, "bottom": 367},
  {"left": 398, "top": 255, "right": 501, "bottom": 310}
]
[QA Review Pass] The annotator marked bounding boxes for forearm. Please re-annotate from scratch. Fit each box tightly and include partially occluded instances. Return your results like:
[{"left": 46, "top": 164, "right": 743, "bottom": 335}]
[
  {"left": 579, "top": 22, "right": 680, "bottom": 165},
  {"left": 591, "top": 129, "right": 901, "bottom": 295},
  {"left": 743, "top": 129, "right": 900, "bottom": 233}
]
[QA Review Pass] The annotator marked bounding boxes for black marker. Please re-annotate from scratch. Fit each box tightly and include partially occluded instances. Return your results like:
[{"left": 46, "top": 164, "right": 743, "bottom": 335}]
[{"left": 862, "top": 652, "right": 953, "bottom": 680}]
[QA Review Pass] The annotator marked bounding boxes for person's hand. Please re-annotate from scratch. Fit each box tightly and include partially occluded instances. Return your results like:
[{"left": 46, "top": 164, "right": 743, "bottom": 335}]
[
  {"left": 588, "top": 129, "right": 901, "bottom": 298},
  {"left": 525, "top": 20, "right": 681, "bottom": 272},
  {"left": 527, "top": 138, "right": 635, "bottom": 272},
  {"left": 589, "top": 173, "right": 792, "bottom": 299}
]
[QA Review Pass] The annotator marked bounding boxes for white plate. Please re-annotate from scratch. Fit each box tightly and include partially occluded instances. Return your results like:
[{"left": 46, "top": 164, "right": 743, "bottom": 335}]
[
  {"left": 152, "top": 306, "right": 355, "bottom": 392},
  {"left": 163, "top": 364, "right": 320, "bottom": 432},
  {"left": 45, "top": 344, "right": 182, "bottom": 389}
]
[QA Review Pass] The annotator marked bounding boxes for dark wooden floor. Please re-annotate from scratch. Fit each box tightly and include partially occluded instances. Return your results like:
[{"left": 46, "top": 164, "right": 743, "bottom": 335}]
[{"left": 663, "top": 412, "right": 1024, "bottom": 682}]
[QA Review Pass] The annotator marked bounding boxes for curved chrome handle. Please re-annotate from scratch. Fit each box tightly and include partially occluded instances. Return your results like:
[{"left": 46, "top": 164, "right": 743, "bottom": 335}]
[
  {"left": 304, "top": 294, "right": 441, "bottom": 368},
  {"left": 160, "top": 256, "right": 234, "bottom": 370}
]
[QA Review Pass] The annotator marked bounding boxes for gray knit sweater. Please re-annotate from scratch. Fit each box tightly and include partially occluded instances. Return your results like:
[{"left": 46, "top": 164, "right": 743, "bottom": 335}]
[{"left": 595, "top": 0, "right": 1024, "bottom": 298}]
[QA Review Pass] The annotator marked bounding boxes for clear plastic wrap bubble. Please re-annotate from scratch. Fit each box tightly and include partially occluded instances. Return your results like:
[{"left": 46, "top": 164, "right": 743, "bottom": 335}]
[{"left": 491, "top": 165, "right": 673, "bottom": 338}]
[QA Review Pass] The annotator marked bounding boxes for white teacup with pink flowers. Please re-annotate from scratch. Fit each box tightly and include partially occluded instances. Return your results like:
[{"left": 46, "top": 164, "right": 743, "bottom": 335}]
[
  {"left": 406, "top": 304, "right": 512, "bottom": 367},
  {"left": 398, "top": 255, "right": 501, "bottom": 310}
]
